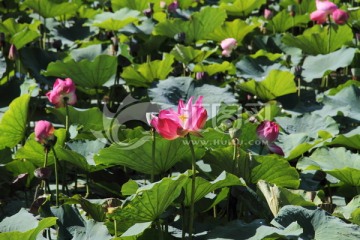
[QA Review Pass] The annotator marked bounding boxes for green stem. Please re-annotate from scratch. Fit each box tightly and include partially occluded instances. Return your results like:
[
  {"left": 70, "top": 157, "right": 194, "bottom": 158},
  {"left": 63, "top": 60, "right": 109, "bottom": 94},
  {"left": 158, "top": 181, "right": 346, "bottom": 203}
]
[
  {"left": 51, "top": 147, "right": 60, "bottom": 207},
  {"left": 43, "top": 148, "right": 49, "bottom": 195},
  {"left": 151, "top": 128, "right": 156, "bottom": 183},
  {"left": 65, "top": 101, "right": 70, "bottom": 140},
  {"left": 95, "top": 87, "right": 102, "bottom": 109},
  {"left": 187, "top": 134, "right": 196, "bottom": 239},
  {"left": 114, "top": 219, "right": 117, "bottom": 238},
  {"left": 328, "top": 18, "right": 332, "bottom": 54}
]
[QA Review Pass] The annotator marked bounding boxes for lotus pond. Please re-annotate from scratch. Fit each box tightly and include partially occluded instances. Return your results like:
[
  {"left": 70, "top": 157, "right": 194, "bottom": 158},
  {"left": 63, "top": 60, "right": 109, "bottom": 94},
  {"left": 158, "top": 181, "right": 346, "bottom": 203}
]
[{"left": 0, "top": 0, "right": 360, "bottom": 239}]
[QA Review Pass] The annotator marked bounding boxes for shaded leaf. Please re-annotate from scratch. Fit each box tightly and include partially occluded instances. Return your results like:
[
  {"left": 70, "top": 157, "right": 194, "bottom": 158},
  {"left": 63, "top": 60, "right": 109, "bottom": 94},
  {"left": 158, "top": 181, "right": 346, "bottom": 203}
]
[{"left": 272, "top": 205, "right": 360, "bottom": 239}]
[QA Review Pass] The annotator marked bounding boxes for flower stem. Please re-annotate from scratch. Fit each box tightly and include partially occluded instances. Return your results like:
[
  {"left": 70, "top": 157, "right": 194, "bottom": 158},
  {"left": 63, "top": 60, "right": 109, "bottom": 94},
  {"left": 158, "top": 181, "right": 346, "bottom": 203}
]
[
  {"left": 65, "top": 101, "right": 70, "bottom": 140},
  {"left": 187, "top": 134, "right": 196, "bottom": 239},
  {"left": 328, "top": 18, "right": 332, "bottom": 54},
  {"left": 51, "top": 147, "right": 60, "bottom": 207},
  {"left": 43, "top": 148, "right": 49, "bottom": 195},
  {"left": 151, "top": 128, "right": 156, "bottom": 183}
]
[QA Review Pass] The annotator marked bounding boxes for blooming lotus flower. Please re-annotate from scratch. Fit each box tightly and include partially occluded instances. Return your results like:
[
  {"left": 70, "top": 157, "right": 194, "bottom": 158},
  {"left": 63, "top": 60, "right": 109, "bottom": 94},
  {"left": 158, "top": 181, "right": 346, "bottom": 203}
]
[
  {"left": 220, "top": 38, "right": 237, "bottom": 57},
  {"left": 46, "top": 78, "right": 77, "bottom": 108},
  {"left": 256, "top": 120, "right": 284, "bottom": 156},
  {"left": 150, "top": 96, "right": 207, "bottom": 140},
  {"left": 316, "top": 0, "right": 337, "bottom": 13},
  {"left": 35, "top": 120, "right": 55, "bottom": 145},
  {"left": 332, "top": 9, "right": 349, "bottom": 25},
  {"left": 310, "top": 10, "right": 329, "bottom": 24}
]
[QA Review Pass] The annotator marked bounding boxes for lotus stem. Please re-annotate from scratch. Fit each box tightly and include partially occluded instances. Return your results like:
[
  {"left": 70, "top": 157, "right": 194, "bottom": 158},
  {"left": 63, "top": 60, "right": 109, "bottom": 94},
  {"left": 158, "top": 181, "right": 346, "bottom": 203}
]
[
  {"left": 187, "top": 134, "right": 196, "bottom": 239},
  {"left": 51, "top": 147, "right": 60, "bottom": 207},
  {"left": 151, "top": 128, "right": 156, "bottom": 183}
]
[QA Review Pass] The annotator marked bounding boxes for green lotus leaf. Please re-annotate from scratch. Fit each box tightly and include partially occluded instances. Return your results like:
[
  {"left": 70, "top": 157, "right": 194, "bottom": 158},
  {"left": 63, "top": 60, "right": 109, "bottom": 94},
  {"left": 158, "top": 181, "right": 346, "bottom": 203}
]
[
  {"left": 0, "top": 208, "right": 57, "bottom": 240},
  {"left": 219, "top": 0, "right": 266, "bottom": 17},
  {"left": 0, "top": 94, "right": 30, "bottom": 150},
  {"left": 297, "top": 147, "right": 360, "bottom": 186},
  {"left": 94, "top": 136, "right": 205, "bottom": 175},
  {"left": 206, "top": 19, "right": 260, "bottom": 45},
  {"left": 148, "top": 77, "right": 237, "bottom": 114},
  {"left": 193, "top": 61, "right": 236, "bottom": 76},
  {"left": 121, "top": 53, "right": 174, "bottom": 87},
  {"left": 0, "top": 18, "right": 41, "bottom": 49},
  {"left": 251, "top": 155, "right": 300, "bottom": 188},
  {"left": 153, "top": 7, "right": 227, "bottom": 43},
  {"left": 333, "top": 195, "right": 360, "bottom": 224},
  {"left": 89, "top": 8, "right": 140, "bottom": 31},
  {"left": 282, "top": 24, "right": 353, "bottom": 55},
  {"left": 170, "top": 44, "right": 216, "bottom": 64},
  {"left": 238, "top": 70, "right": 297, "bottom": 100},
  {"left": 183, "top": 171, "right": 244, "bottom": 206},
  {"left": 302, "top": 47, "right": 356, "bottom": 82},
  {"left": 108, "top": 174, "right": 188, "bottom": 231},
  {"left": 267, "top": 9, "right": 310, "bottom": 33},
  {"left": 272, "top": 205, "right": 360, "bottom": 239},
  {"left": 326, "top": 127, "right": 360, "bottom": 150},
  {"left": 314, "top": 84, "right": 360, "bottom": 121},
  {"left": 43, "top": 54, "right": 117, "bottom": 89},
  {"left": 23, "top": 0, "right": 80, "bottom": 18}
]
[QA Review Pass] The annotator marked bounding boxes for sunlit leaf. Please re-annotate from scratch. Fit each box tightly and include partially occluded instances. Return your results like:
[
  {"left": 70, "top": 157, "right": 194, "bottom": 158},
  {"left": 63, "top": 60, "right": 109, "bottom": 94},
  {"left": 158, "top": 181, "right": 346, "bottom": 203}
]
[
  {"left": 121, "top": 54, "right": 174, "bottom": 87},
  {"left": 282, "top": 24, "right": 353, "bottom": 55},
  {"left": 193, "top": 61, "right": 236, "bottom": 76},
  {"left": 297, "top": 147, "right": 360, "bottom": 186},
  {"left": 43, "top": 55, "right": 117, "bottom": 88},
  {"left": 267, "top": 9, "right": 310, "bottom": 33},
  {"left": 0, "top": 208, "right": 57, "bottom": 240},
  {"left": 170, "top": 45, "right": 216, "bottom": 64},
  {"left": 109, "top": 174, "right": 188, "bottom": 230},
  {"left": 206, "top": 19, "right": 260, "bottom": 45},
  {"left": 302, "top": 48, "right": 356, "bottom": 82},
  {"left": 0, "top": 94, "right": 30, "bottom": 150},
  {"left": 23, "top": 0, "right": 80, "bottom": 18},
  {"left": 251, "top": 155, "right": 300, "bottom": 188},
  {"left": 238, "top": 70, "right": 297, "bottom": 100},
  {"left": 183, "top": 171, "right": 245, "bottom": 206},
  {"left": 153, "top": 7, "right": 227, "bottom": 43},
  {"left": 219, "top": 0, "right": 266, "bottom": 17},
  {"left": 89, "top": 8, "right": 140, "bottom": 31}
]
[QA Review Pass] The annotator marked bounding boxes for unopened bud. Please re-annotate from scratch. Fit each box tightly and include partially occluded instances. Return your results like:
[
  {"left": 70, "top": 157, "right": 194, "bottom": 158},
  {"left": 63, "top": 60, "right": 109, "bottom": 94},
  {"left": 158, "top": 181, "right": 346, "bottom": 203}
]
[{"left": 8, "top": 44, "right": 18, "bottom": 61}]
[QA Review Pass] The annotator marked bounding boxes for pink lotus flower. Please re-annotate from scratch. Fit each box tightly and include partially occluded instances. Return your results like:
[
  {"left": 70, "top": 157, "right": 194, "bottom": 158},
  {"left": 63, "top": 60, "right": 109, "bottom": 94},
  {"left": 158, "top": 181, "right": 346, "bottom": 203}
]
[
  {"left": 332, "top": 9, "right": 349, "bottom": 25},
  {"left": 150, "top": 96, "right": 207, "bottom": 140},
  {"left": 310, "top": 10, "right": 329, "bottom": 24},
  {"left": 256, "top": 120, "right": 284, "bottom": 156},
  {"left": 35, "top": 120, "right": 55, "bottom": 145},
  {"left": 264, "top": 9, "right": 273, "bottom": 20},
  {"left": 46, "top": 78, "right": 77, "bottom": 108},
  {"left": 256, "top": 120, "right": 280, "bottom": 143},
  {"left": 316, "top": 0, "right": 337, "bottom": 13},
  {"left": 221, "top": 38, "right": 237, "bottom": 57}
]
